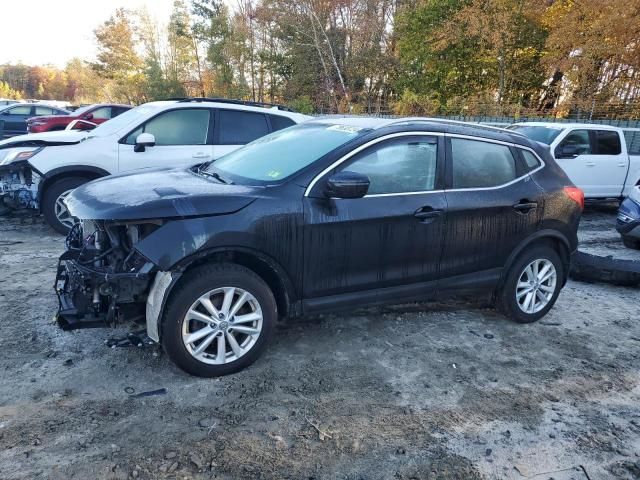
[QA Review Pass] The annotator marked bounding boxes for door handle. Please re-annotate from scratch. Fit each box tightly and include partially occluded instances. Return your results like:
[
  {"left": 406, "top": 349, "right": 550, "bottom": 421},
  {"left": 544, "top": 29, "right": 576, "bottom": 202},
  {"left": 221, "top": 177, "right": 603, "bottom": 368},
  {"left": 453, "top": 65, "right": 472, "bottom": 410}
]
[
  {"left": 192, "top": 152, "right": 210, "bottom": 159},
  {"left": 617, "top": 163, "right": 627, "bottom": 167},
  {"left": 513, "top": 201, "right": 537, "bottom": 213},
  {"left": 585, "top": 162, "right": 596, "bottom": 167},
  {"left": 414, "top": 207, "right": 443, "bottom": 223}
]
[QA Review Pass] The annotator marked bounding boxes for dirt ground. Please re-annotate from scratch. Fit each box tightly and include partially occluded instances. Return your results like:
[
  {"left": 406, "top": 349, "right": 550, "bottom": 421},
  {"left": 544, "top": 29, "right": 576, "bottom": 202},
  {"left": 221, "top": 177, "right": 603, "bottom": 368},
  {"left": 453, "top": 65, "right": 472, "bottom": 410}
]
[{"left": 1, "top": 208, "right": 639, "bottom": 480}]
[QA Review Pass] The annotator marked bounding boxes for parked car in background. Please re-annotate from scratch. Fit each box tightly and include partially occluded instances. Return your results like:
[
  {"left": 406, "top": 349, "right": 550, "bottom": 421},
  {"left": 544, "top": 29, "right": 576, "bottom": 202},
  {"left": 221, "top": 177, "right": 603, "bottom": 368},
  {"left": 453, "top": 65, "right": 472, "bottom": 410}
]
[
  {"left": 0, "top": 99, "right": 19, "bottom": 107},
  {"left": 56, "top": 117, "right": 583, "bottom": 377},
  {"left": 617, "top": 185, "right": 640, "bottom": 249},
  {"left": 26, "top": 103, "right": 132, "bottom": 133},
  {"left": 0, "top": 103, "right": 70, "bottom": 138},
  {"left": 0, "top": 98, "right": 310, "bottom": 233},
  {"left": 508, "top": 122, "right": 640, "bottom": 199}
]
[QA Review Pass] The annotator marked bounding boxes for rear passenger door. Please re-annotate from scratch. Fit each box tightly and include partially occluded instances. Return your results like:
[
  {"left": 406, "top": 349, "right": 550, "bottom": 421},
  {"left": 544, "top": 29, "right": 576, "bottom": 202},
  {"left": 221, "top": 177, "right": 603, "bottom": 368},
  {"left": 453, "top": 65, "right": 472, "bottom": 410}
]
[
  {"left": 2, "top": 104, "right": 33, "bottom": 135},
  {"left": 440, "top": 136, "right": 545, "bottom": 282},
  {"left": 213, "top": 109, "right": 270, "bottom": 158}
]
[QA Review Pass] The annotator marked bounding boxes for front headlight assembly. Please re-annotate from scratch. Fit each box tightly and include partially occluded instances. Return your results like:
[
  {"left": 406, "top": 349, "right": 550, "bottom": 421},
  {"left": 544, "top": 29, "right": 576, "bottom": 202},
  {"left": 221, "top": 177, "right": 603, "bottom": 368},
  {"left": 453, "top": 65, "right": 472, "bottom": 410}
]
[{"left": 0, "top": 147, "right": 43, "bottom": 166}]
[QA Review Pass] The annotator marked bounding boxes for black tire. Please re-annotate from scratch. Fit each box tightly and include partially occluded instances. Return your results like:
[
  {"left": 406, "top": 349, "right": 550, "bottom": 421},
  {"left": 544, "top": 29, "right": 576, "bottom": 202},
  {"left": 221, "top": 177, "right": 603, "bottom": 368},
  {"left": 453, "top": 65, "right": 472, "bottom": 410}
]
[
  {"left": 622, "top": 236, "right": 640, "bottom": 250},
  {"left": 161, "top": 263, "right": 276, "bottom": 377},
  {"left": 42, "top": 176, "right": 88, "bottom": 235},
  {"left": 498, "top": 245, "right": 564, "bottom": 324}
]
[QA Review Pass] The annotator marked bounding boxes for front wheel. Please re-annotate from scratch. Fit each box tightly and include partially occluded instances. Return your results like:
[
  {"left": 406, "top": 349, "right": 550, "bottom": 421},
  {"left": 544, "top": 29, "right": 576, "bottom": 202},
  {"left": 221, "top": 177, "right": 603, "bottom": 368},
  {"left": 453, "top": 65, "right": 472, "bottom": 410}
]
[
  {"left": 498, "top": 246, "right": 564, "bottom": 323},
  {"left": 42, "top": 177, "right": 87, "bottom": 235},
  {"left": 161, "top": 263, "right": 276, "bottom": 377}
]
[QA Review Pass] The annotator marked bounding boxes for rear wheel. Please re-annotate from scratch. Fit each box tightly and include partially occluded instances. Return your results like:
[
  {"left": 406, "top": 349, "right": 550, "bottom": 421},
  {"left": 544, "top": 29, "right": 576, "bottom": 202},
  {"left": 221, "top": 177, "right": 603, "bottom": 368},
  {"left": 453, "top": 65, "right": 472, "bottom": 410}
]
[
  {"left": 161, "top": 263, "right": 276, "bottom": 377},
  {"left": 498, "top": 246, "right": 563, "bottom": 323},
  {"left": 42, "top": 176, "right": 88, "bottom": 235}
]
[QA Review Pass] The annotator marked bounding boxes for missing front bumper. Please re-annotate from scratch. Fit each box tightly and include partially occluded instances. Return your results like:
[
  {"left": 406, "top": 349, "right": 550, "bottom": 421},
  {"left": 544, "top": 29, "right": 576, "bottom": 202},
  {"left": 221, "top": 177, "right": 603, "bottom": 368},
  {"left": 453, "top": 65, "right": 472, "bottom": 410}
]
[{"left": 54, "top": 250, "right": 154, "bottom": 331}]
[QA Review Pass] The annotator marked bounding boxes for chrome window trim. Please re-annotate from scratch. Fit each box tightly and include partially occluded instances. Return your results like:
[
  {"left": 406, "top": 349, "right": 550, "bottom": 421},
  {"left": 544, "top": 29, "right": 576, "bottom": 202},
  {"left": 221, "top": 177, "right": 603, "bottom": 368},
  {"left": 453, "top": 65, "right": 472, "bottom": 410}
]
[
  {"left": 304, "top": 131, "right": 444, "bottom": 197},
  {"left": 304, "top": 131, "right": 546, "bottom": 197}
]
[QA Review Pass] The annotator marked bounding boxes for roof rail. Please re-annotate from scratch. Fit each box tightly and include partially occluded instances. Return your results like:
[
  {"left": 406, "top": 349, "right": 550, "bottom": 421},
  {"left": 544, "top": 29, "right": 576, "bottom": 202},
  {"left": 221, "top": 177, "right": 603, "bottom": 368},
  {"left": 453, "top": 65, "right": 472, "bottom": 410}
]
[
  {"left": 388, "top": 117, "right": 527, "bottom": 137},
  {"left": 172, "top": 97, "right": 295, "bottom": 112}
]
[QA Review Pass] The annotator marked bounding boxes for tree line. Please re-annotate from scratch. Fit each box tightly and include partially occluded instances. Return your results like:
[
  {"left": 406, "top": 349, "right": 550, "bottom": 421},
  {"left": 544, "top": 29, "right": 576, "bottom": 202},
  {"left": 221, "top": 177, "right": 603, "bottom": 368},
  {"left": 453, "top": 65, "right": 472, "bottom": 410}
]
[{"left": 1, "top": 0, "right": 639, "bottom": 118}]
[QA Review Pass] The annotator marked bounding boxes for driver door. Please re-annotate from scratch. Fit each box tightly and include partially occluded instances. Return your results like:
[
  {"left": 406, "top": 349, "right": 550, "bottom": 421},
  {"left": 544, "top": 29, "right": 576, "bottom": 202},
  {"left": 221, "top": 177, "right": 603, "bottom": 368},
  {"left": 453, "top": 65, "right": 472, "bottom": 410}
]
[
  {"left": 117, "top": 108, "right": 214, "bottom": 172},
  {"left": 303, "top": 134, "right": 447, "bottom": 303}
]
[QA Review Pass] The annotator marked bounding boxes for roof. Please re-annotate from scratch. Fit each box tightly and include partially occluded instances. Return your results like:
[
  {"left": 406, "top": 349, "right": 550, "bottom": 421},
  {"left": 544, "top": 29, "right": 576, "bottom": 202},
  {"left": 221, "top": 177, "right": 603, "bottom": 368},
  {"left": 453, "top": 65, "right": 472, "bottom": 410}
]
[
  {"left": 140, "top": 100, "right": 311, "bottom": 121},
  {"left": 511, "top": 121, "right": 621, "bottom": 131}
]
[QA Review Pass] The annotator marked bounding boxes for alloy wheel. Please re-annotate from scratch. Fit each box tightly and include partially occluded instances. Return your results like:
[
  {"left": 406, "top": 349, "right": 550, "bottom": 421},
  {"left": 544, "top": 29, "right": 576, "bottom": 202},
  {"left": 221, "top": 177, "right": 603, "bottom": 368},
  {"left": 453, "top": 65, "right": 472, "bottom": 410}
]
[
  {"left": 181, "top": 287, "right": 263, "bottom": 365},
  {"left": 515, "top": 258, "right": 557, "bottom": 314},
  {"left": 54, "top": 189, "right": 78, "bottom": 229}
]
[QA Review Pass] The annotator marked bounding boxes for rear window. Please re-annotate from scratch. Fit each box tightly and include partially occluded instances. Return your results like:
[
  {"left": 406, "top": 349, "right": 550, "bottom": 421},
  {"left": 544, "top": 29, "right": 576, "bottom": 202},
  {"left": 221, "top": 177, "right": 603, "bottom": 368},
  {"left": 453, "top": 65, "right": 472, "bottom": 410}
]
[
  {"left": 451, "top": 138, "right": 517, "bottom": 188},
  {"left": 593, "top": 130, "right": 621, "bottom": 155},
  {"left": 270, "top": 114, "right": 295, "bottom": 132},
  {"left": 509, "top": 125, "right": 563, "bottom": 145},
  {"left": 218, "top": 110, "right": 269, "bottom": 145}
]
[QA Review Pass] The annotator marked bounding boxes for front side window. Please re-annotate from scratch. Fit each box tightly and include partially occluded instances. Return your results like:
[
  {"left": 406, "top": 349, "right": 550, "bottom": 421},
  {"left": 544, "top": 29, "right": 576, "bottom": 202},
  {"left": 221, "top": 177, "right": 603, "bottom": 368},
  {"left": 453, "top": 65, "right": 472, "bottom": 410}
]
[
  {"left": 7, "top": 105, "right": 31, "bottom": 115},
  {"left": 593, "top": 130, "right": 621, "bottom": 155},
  {"left": 342, "top": 137, "right": 438, "bottom": 195},
  {"left": 218, "top": 110, "right": 269, "bottom": 145},
  {"left": 90, "top": 106, "right": 112, "bottom": 120},
  {"left": 451, "top": 138, "right": 517, "bottom": 189},
  {"left": 125, "top": 108, "right": 210, "bottom": 146},
  {"left": 558, "top": 130, "right": 591, "bottom": 155}
]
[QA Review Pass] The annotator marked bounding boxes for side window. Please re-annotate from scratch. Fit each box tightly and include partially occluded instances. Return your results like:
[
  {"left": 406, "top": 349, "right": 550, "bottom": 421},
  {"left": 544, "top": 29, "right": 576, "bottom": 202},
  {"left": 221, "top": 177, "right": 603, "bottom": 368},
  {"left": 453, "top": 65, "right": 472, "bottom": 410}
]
[
  {"left": 593, "top": 130, "right": 621, "bottom": 155},
  {"left": 218, "top": 110, "right": 268, "bottom": 145},
  {"left": 125, "top": 109, "right": 210, "bottom": 145},
  {"left": 270, "top": 114, "right": 295, "bottom": 132},
  {"left": 7, "top": 105, "right": 31, "bottom": 115},
  {"left": 341, "top": 137, "right": 438, "bottom": 195},
  {"left": 558, "top": 130, "right": 591, "bottom": 155},
  {"left": 90, "top": 107, "right": 112, "bottom": 120},
  {"left": 451, "top": 138, "right": 517, "bottom": 189},
  {"left": 113, "top": 107, "right": 129, "bottom": 117},
  {"left": 521, "top": 149, "right": 542, "bottom": 172},
  {"left": 35, "top": 106, "right": 54, "bottom": 115}
]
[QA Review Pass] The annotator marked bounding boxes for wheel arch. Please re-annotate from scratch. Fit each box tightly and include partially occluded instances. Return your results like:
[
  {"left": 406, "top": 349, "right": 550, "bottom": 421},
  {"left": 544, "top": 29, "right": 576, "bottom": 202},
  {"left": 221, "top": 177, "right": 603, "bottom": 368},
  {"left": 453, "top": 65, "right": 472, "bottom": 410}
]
[
  {"left": 165, "top": 247, "right": 299, "bottom": 325},
  {"left": 498, "top": 230, "right": 572, "bottom": 291},
  {"left": 38, "top": 165, "right": 110, "bottom": 209}
]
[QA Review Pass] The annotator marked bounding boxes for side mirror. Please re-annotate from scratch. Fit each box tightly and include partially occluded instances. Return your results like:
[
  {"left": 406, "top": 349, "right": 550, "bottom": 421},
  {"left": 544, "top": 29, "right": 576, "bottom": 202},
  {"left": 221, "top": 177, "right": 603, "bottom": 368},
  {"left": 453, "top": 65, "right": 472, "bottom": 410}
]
[
  {"left": 134, "top": 132, "right": 156, "bottom": 153},
  {"left": 84, "top": 113, "right": 93, "bottom": 120},
  {"left": 325, "top": 171, "right": 370, "bottom": 199},
  {"left": 555, "top": 144, "right": 579, "bottom": 159}
]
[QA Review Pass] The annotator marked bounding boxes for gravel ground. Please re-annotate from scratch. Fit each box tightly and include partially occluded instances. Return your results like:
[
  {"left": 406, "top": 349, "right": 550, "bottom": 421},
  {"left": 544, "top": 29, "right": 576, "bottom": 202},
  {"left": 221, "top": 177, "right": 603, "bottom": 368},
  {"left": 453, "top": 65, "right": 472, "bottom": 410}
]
[{"left": 0, "top": 210, "right": 639, "bottom": 480}]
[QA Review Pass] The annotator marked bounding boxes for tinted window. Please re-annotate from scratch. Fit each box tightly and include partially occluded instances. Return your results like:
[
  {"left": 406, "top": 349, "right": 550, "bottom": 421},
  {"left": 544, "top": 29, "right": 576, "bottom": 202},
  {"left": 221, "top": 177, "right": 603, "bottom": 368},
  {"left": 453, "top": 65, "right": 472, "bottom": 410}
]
[
  {"left": 7, "top": 105, "right": 31, "bottom": 115},
  {"left": 126, "top": 109, "right": 209, "bottom": 145},
  {"left": 218, "top": 110, "right": 268, "bottom": 144},
  {"left": 521, "top": 150, "right": 542, "bottom": 172},
  {"left": 90, "top": 106, "right": 112, "bottom": 120},
  {"left": 210, "top": 123, "right": 364, "bottom": 183},
  {"left": 593, "top": 130, "right": 621, "bottom": 155},
  {"left": 343, "top": 138, "right": 438, "bottom": 195},
  {"left": 451, "top": 138, "right": 517, "bottom": 188},
  {"left": 35, "top": 106, "right": 54, "bottom": 115},
  {"left": 270, "top": 114, "right": 295, "bottom": 132},
  {"left": 558, "top": 130, "right": 591, "bottom": 155}
]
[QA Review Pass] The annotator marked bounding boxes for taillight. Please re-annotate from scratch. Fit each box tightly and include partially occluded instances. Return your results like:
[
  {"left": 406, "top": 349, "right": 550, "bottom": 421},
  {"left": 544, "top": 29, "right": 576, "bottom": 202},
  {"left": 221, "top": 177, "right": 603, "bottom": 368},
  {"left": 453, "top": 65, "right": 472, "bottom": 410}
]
[{"left": 564, "top": 186, "right": 584, "bottom": 210}]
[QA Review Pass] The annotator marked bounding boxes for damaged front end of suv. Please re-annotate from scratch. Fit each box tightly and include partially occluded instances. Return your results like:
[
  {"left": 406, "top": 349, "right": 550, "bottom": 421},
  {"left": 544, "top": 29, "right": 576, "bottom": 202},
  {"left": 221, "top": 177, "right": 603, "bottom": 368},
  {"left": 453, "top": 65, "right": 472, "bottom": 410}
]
[
  {"left": 0, "top": 148, "right": 45, "bottom": 210},
  {"left": 55, "top": 219, "right": 161, "bottom": 330}
]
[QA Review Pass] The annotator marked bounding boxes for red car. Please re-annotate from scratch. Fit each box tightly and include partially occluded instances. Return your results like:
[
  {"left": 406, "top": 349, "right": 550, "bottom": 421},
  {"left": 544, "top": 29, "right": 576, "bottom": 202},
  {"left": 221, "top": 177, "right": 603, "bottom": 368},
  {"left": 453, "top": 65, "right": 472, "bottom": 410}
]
[{"left": 27, "top": 103, "right": 132, "bottom": 133}]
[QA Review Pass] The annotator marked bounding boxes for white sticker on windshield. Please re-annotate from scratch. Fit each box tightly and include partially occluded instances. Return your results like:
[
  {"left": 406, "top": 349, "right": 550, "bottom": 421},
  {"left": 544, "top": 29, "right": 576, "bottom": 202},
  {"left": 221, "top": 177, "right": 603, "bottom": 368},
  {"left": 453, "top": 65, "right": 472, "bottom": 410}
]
[{"left": 327, "top": 124, "right": 362, "bottom": 134}]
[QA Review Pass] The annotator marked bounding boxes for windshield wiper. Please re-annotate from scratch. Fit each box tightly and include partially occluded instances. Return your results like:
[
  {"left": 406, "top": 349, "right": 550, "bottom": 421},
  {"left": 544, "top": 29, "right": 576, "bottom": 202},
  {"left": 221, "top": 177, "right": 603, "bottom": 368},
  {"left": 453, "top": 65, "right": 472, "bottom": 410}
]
[{"left": 199, "top": 169, "right": 232, "bottom": 184}]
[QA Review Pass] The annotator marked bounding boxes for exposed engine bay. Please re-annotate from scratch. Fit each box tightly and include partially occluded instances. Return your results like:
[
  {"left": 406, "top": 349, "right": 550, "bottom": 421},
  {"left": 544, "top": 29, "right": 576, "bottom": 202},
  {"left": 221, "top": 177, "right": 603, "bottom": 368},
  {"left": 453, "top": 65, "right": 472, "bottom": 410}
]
[
  {"left": 55, "top": 220, "right": 160, "bottom": 330},
  {"left": 0, "top": 161, "right": 41, "bottom": 209}
]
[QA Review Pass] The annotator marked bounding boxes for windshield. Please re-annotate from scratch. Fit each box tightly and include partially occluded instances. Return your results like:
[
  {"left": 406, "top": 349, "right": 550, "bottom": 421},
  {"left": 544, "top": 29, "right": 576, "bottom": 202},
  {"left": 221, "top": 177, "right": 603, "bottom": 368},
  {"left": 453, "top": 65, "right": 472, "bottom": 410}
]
[
  {"left": 508, "top": 125, "right": 564, "bottom": 144},
  {"left": 207, "top": 123, "right": 367, "bottom": 184},
  {"left": 89, "top": 104, "right": 158, "bottom": 137}
]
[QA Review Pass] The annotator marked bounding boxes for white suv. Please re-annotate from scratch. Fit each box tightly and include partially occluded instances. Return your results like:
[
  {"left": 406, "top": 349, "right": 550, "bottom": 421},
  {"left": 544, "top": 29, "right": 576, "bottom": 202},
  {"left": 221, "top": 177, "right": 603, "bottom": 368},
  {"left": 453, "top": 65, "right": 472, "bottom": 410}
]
[{"left": 0, "top": 98, "right": 310, "bottom": 233}]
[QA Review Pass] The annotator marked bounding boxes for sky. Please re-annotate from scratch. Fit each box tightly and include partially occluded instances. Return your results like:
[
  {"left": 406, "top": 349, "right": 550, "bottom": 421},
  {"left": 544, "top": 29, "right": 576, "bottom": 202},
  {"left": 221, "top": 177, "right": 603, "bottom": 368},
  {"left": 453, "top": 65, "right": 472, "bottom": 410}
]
[{"left": 0, "top": 0, "right": 177, "bottom": 67}]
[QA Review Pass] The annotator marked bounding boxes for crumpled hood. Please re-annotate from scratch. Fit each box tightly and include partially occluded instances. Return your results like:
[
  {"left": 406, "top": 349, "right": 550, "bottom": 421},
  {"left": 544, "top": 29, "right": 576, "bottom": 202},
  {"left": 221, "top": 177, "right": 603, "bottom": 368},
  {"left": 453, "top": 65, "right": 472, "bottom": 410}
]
[
  {"left": 0, "top": 130, "right": 88, "bottom": 148},
  {"left": 65, "top": 167, "right": 261, "bottom": 221}
]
